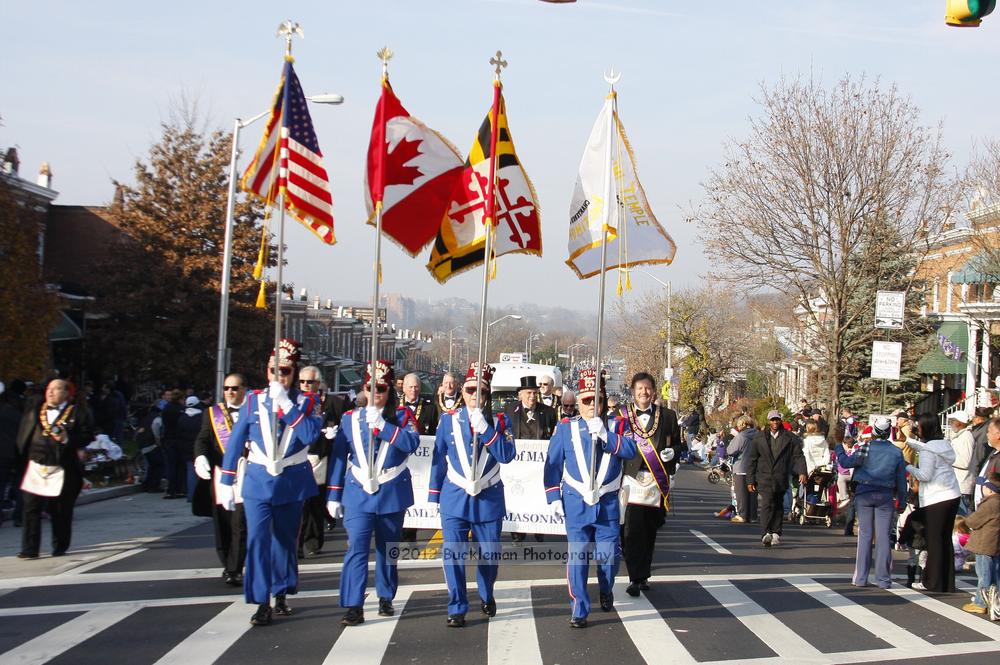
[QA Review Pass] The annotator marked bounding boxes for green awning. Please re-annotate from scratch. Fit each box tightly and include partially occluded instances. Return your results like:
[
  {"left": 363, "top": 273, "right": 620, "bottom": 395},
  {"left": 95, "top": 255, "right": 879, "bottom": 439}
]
[
  {"left": 915, "top": 321, "right": 968, "bottom": 375},
  {"left": 952, "top": 254, "right": 1000, "bottom": 284},
  {"left": 49, "top": 313, "right": 82, "bottom": 342},
  {"left": 338, "top": 367, "right": 363, "bottom": 387}
]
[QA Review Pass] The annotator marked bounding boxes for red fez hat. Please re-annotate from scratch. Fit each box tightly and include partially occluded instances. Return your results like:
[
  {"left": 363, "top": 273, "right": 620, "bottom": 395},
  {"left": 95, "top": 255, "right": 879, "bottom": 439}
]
[
  {"left": 463, "top": 361, "right": 495, "bottom": 390},
  {"left": 577, "top": 368, "right": 606, "bottom": 399},
  {"left": 364, "top": 359, "right": 394, "bottom": 388},
  {"left": 270, "top": 338, "right": 302, "bottom": 365}
]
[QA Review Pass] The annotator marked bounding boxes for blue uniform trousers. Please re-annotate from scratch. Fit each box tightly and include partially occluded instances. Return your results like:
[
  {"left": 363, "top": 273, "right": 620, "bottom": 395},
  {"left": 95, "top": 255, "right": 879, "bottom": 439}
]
[
  {"left": 242, "top": 497, "right": 304, "bottom": 604},
  {"left": 340, "top": 510, "right": 405, "bottom": 608},
  {"left": 441, "top": 514, "right": 502, "bottom": 616},
  {"left": 565, "top": 519, "right": 621, "bottom": 619}
]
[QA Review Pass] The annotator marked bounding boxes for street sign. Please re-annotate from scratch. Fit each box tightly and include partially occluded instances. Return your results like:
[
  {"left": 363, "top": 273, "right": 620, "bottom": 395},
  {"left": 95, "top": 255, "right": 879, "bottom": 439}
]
[
  {"left": 871, "top": 341, "right": 902, "bottom": 380},
  {"left": 499, "top": 352, "right": 526, "bottom": 363},
  {"left": 875, "top": 291, "right": 905, "bottom": 329}
]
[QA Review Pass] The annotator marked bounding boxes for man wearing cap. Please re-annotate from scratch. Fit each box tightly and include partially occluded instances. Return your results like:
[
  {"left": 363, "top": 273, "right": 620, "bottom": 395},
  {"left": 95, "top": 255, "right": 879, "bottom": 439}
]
[
  {"left": 505, "top": 376, "right": 556, "bottom": 441},
  {"left": 544, "top": 368, "right": 637, "bottom": 628},
  {"left": 618, "top": 372, "right": 683, "bottom": 595},
  {"left": 429, "top": 362, "right": 517, "bottom": 628},
  {"left": 193, "top": 373, "right": 249, "bottom": 586},
  {"left": 538, "top": 374, "right": 558, "bottom": 410},
  {"left": 176, "top": 395, "right": 204, "bottom": 502},
  {"left": 326, "top": 360, "right": 421, "bottom": 626},
  {"left": 949, "top": 411, "right": 977, "bottom": 513},
  {"left": 748, "top": 410, "right": 807, "bottom": 547},
  {"left": 217, "top": 339, "right": 322, "bottom": 626}
]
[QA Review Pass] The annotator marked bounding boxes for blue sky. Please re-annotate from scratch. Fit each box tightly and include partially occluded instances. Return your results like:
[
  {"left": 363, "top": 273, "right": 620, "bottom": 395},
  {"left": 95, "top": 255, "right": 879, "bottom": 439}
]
[{"left": 4, "top": 1, "right": 999, "bottom": 311}]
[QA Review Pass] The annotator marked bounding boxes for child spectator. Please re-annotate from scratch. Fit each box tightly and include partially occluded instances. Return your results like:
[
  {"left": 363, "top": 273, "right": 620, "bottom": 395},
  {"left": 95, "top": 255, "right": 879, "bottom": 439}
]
[
  {"left": 953, "top": 516, "right": 971, "bottom": 572},
  {"left": 898, "top": 495, "right": 928, "bottom": 589},
  {"left": 962, "top": 471, "right": 1000, "bottom": 617}
]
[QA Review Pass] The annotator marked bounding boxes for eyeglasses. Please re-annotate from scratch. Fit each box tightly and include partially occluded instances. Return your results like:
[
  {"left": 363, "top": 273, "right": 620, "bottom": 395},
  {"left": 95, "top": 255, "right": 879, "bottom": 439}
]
[
  {"left": 267, "top": 366, "right": 293, "bottom": 377},
  {"left": 464, "top": 387, "right": 488, "bottom": 396},
  {"left": 580, "top": 396, "right": 595, "bottom": 406},
  {"left": 222, "top": 386, "right": 242, "bottom": 392},
  {"left": 540, "top": 383, "right": 552, "bottom": 387},
  {"left": 299, "top": 379, "right": 319, "bottom": 385},
  {"left": 365, "top": 385, "right": 389, "bottom": 394}
]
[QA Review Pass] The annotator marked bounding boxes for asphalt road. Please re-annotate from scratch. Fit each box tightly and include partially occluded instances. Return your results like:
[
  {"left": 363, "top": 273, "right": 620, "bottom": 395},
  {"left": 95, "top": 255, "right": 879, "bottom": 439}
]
[{"left": 0, "top": 464, "right": 993, "bottom": 665}]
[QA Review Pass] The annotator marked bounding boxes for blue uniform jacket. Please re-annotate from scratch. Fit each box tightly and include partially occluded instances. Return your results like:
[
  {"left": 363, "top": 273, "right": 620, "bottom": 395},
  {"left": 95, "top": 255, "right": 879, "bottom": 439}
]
[
  {"left": 220, "top": 390, "right": 322, "bottom": 505},
  {"left": 429, "top": 408, "right": 517, "bottom": 523},
  {"left": 543, "top": 416, "right": 637, "bottom": 526},
  {"left": 326, "top": 406, "right": 421, "bottom": 515}
]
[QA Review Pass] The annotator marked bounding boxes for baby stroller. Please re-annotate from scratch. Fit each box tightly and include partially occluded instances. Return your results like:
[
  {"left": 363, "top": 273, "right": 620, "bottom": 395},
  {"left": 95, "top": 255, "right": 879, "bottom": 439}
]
[
  {"left": 792, "top": 467, "right": 835, "bottom": 527},
  {"left": 707, "top": 460, "right": 732, "bottom": 485}
]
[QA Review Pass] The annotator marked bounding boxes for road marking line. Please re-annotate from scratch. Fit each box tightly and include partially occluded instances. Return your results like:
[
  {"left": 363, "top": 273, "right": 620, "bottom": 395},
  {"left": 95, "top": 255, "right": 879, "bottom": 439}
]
[
  {"left": 885, "top": 585, "right": 1000, "bottom": 641},
  {"left": 418, "top": 529, "right": 444, "bottom": 559},
  {"left": 787, "top": 577, "right": 930, "bottom": 649},
  {"left": 489, "top": 581, "right": 543, "bottom": 665},
  {"left": 61, "top": 547, "right": 148, "bottom": 575},
  {"left": 0, "top": 605, "right": 136, "bottom": 665},
  {"left": 689, "top": 529, "right": 731, "bottom": 555},
  {"left": 699, "top": 579, "right": 824, "bottom": 661},
  {"left": 322, "top": 588, "right": 411, "bottom": 665},
  {"left": 151, "top": 600, "right": 250, "bottom": 665},
  {"left": 612, "top": 580, "right": 696, "bottom": 665}
]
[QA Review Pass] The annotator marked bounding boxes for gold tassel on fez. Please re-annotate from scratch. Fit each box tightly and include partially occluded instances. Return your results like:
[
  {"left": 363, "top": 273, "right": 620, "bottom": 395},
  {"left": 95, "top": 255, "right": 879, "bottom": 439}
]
[{"left": 255, "top": 281, "right": 267, "bottom": 309}]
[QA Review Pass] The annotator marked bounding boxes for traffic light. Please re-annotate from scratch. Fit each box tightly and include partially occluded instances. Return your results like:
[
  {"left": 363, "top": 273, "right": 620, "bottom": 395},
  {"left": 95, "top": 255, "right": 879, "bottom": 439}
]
[{"left": 946, "top": 0, "right": 995, "bottom": 26}]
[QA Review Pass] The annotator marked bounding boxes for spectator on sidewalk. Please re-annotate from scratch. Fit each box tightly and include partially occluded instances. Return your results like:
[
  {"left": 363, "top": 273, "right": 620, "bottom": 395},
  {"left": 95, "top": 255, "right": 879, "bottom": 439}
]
[
  {"left": 727, "top": 415, "right": 758, "bottom": 524},
  {"left": 961, "top": 471, "right": 1000, "bottom": 617},
  {"left": 974, "top": 418, "right": 1000, "bottom": 510},
  {"left": 160, "top": 390, "right": 184, "bottom": 499},
  {"left": 0, "top": 384, "right": 22, "bottom": 526},
  {"left": 949, "top": 412, "right": 977, "bottom": 514},
  {"left": 136, "top": 403, "right": 164, "bottom": 493},
  {"left": 176, "top": 396, "right": 203, "bottom": 502}
]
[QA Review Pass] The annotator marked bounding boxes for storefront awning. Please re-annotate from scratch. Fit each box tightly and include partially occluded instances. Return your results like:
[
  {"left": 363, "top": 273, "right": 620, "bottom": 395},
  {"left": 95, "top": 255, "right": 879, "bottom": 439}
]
[
  {"left": 952, "top": 254, "right": 999, "bottom": 284},
  {"left": 915, "top": 320, "right": 968, "bottom": 375}
]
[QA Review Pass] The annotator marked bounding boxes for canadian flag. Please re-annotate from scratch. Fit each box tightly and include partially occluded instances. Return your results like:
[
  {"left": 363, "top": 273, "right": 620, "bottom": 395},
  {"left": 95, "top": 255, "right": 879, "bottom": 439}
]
[{"left": 366, "top": 80, "right": 463, "bottom": 256}]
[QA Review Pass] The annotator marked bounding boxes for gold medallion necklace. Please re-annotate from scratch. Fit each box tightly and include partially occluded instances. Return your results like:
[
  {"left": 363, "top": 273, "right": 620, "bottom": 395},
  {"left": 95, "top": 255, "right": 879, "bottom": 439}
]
[{"left": 627, "top": 403, "right": 659, "bottom": 440}]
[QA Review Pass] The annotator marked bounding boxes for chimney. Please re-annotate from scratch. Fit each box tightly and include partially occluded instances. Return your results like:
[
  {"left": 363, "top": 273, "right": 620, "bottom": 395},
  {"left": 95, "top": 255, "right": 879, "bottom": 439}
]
[
  {"left": 312, "top": 295, "right": 320, "bottom": 310},
  {"left": 299, "top": 287, "right": 308, "bottom": 302},
  {"left": 37, "top": 162, "right": 52, "bottom": 189},
  {"left": 325, "top": 299, "right": 333, "bottom": 309},
  {"left": 1, "top": 147, "right": 18, "bottom": 175}
]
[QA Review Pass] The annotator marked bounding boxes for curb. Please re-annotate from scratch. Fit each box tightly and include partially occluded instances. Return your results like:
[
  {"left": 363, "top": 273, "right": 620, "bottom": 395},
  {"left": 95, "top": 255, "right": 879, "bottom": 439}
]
[{"left": 77, "top": 484, "right": 143, "bottom": 506}]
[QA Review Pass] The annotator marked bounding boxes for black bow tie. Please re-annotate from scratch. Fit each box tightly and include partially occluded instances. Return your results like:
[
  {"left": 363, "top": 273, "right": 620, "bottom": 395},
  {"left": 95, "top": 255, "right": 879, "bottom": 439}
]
[{"left": 637, "top": 408, "right": 653, "bottom": 417}]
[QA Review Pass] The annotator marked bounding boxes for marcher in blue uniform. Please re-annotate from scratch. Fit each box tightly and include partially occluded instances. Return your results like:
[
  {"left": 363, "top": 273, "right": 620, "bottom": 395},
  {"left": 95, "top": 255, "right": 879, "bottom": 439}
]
[
  {"left": 429, "top": 362, "right": 517, "bottom": 627},
  {"left": 218, "top": 339, "right": 321, "bottom": 626},
  {"left": 326, "top": 359, "right": 421, "bottom": 626},
  {"left": 543, "top": 370, "right": 637, "bottom": 628}
]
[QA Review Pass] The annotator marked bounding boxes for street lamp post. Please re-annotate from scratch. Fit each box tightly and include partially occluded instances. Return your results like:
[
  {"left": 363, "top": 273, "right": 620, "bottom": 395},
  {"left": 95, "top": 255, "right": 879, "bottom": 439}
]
[
  {"left": 484, "top": 314, "right": 523, "bottom": 363},
  {"left": 447, "top": 325, "right": 463, "bottom": 373},
  {"left": 214, "top": 93, "right": 344, "bottom": 399},
  {"left": 526, "top": 332, "right": 544, "bottom": 363}
]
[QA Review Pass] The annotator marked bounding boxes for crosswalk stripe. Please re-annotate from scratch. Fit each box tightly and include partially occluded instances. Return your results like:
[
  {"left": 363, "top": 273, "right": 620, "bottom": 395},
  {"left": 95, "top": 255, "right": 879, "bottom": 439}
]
[
  {"left": 786, "top": 578, "right": 930, "bottom": 650},
  {"left": 322, "top": 588, "right": 412, "bottom": 665},
  {"left": 0, "top": 605, "right": 136, "bottom": 665},
  {"left": 699, "top": 579, "right": 824, "bottom": 661},
  {"left": 150, "top": 601, "right": 251, "bottom": 665},
  {"left": 488, "top": 581, "right": 543, "bottom": 665},
  {"left": 885, "top": 585, "right": 1000, "bottom": 641},
  {"left": 612, "top": 581, "right": 697, "bottom": 665},
  {"left": 689, "top": 529, "right": 732, "bottom": 555}
]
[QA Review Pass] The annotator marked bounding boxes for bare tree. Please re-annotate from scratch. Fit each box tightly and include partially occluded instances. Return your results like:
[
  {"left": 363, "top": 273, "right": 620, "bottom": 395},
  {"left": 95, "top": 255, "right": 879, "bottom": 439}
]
[
  {"left": 691, "top": 75, "right": 957, "bottom": 414},
  {"left": 965, "top": 139, "right": 1000, "bottom": 282}
]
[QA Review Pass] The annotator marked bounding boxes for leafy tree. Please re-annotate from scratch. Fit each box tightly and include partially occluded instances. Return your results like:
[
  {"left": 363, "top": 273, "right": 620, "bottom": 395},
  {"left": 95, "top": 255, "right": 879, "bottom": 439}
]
[{"left": 90, "top": 111, "right": 274, "bottom": 388}]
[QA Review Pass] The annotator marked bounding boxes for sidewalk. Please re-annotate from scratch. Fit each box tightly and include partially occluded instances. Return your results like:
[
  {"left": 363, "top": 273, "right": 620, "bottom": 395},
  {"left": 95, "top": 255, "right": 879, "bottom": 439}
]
[{"left": 0, "top": 491, "right": 208, "bottom": 581}]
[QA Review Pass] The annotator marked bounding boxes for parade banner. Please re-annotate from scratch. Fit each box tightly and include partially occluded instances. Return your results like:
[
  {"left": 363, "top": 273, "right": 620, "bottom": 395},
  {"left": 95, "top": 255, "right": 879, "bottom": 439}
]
[{"left": 403, "top": 436, "right": 566, "bottom": 535}]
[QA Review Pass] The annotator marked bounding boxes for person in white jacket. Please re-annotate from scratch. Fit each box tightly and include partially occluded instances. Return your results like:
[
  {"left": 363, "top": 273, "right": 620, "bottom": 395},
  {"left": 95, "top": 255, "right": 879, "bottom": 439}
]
[
  {"left": 948, "top": 412, "right": 977, "bottom": 513},
  {"left": 802, "top": 422, "right": 832, "bottom": 476},
  {"left": 905, "top": 413, "right": 962, "bottom": 593}
]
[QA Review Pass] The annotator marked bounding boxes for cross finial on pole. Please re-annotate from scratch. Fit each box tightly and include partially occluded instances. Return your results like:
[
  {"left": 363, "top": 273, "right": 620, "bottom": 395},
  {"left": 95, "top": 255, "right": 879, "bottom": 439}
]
[
  {"left": 376, "top": 46, "right": 394, "bottom": 79},
  {"left": 490, "top": 50, "right": 508, "bottom": 80},
  {"left": 277, "top": 20, "right": 304, "bottom": 57}
]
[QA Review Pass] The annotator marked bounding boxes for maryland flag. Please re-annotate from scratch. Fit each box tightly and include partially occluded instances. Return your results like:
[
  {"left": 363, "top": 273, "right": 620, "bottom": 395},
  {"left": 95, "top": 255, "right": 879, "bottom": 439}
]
[
  {"left": 567, "top": 94, "right": 675, "bottom": 285},
  {"left": 426, "top": 86, "right": 541, "bottom": 283},
  {"left": 366, "top": 77, "right": 463, "bottom": 256}
]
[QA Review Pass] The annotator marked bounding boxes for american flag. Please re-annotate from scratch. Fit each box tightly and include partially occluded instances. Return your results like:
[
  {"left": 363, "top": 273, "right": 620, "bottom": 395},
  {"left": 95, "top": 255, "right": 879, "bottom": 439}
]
[{"left": 241, "top": 59, "right": 335, "bottom": 245}]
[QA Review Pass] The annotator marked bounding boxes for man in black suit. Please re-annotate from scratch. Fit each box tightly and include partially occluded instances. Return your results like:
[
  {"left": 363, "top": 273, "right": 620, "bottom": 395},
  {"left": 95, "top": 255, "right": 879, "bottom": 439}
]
[
  {"left": 16, "top": 378, "right": 94, "bottom": 558},
  {"left": 401, "top": 373, "right": 439, "bottom": 436},
  {"left": 298, "top": 367, "right": 346, "bottom": 557},
  {"left": 505, "top": 376, "right": 556, "bottom": 440},
  {"left": 747, "top": 411, "right": 807, "bottom": 548},
  {"left": 618, "top": 372, "right": 684, "bottom": 595},
  {"left": 193, "top": 373, "right": 249, "bottom": 585}
]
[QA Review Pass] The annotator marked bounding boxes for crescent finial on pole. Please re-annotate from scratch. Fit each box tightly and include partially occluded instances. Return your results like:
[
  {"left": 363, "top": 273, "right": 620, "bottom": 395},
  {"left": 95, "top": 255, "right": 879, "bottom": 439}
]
[{"left": 277, "top": 20, "right": 304, "bottom": 57}]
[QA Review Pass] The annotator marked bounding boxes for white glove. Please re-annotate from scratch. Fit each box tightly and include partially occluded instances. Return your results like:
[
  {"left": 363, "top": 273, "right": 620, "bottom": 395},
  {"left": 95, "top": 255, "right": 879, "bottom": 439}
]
[
  {"left": 469, "top": 408, "right": 489, "bottom": 434},
  {"left": 216, "top": 483, "right": 236, "bottom": 511},
  {"left": 586, "top": 417, "right": 608, "bottom": 441},
  {"left": 365, "top": 406, "right": 386, "bottom": 431},
  {"left": 323, "top": 425, "right": 339, "bottom": 440},
  {"left": 194, "top": 455, "right": 212, "bottom": 480},
  {"left": 552, "top": 501, "right": 565, "bottom": 520},
  {"left": 659, "top": 448, "right": 675, "bottom": 463},
  {"left": 327, "top": 500, "right": 344, "bottom": 519},
  {"left": 269, "top": 381, "right": 293, "bottom": 412}
]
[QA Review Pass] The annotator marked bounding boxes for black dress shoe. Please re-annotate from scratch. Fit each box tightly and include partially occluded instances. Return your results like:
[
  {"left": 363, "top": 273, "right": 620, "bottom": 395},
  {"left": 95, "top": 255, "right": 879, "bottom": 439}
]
[
  {"left": 223, "top": 571, "right": 241, "bottom": 586},
  {"left": 447, "top": 614, "right": 466, "bottom": 628},
  {"left": 16, "top": 552, "right": 38, "bottom": 559},
  {"left": 626, "top": 582, "right": 640, "bottom": 597},
  {"left": 570, "top": 617, "right": 588, "bottom": 628},
  {"left": 51, "top": 549, "right": 67, "bottom": 557},
  {"left": 481, "top": 599, "right": 497, "bottom": 617},
  {"left": 639, "top": 581, "right": 650, "bottom": 591},
  {"left": 250, "top": 603, "right": 272, "bottom": 626},
  {"left": 341, "top": 607, "right": 365, "bottom": 626},
  {"left": 378, "top": 598, "right": 394, "bottom": 616},
  {"left": 600, "top": 592, "right": 614, "bottom": 611},
  {"left": 274, "top": 595, "right": 292, "bottom": 616}
]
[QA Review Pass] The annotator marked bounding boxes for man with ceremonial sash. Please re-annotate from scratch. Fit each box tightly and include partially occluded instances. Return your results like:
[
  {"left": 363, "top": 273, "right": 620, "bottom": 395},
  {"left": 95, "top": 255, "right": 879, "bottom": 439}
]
[
  {"left": 544, "top": 369, "right": 637, "bottom": 628},
  {"left": 193, "top": 373, "right": 249, "bottom": 586},
  {"left": 437, "top": 372, "right": 463, "bottom": 413},
  {"left": 217, "top": 339, "right": 321, "bottom": 626},
  {"left": 429, "top": 362, "right": 517, "bottom": 627},
  {"left": 16, "top": 379, "right": 94, "bottom": 558},
  {"left": 326, "top": 360, "right": 420, "bottom": 626},
  {"left": 618, "top": 372, "right": 683, "bottom": 596}
]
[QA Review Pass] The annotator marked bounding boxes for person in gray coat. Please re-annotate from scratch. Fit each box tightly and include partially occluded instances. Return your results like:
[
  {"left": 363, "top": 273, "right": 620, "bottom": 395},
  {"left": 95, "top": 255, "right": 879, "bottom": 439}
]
[{"left": 726, "top": 415, "right": 758, "bottom": 523}]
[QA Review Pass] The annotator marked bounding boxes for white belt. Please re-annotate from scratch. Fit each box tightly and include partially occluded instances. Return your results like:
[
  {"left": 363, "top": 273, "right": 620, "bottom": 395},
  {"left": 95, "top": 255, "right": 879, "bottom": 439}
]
[
  {"left": 447, "top": 463, "right": 501, "bottom": 496},
  {"left": 248, "top": 448, "right": 310, "bottom": 476},
  {"left": 563, "top": 472, "right": 622, "bottom": 506},
  {"left": 350, "top": 461, "right": 409, "bottom": 494}
]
